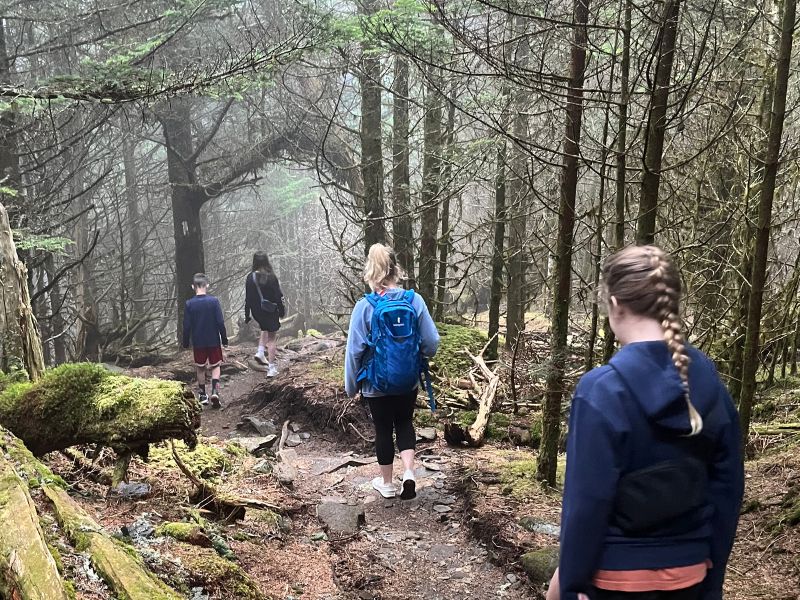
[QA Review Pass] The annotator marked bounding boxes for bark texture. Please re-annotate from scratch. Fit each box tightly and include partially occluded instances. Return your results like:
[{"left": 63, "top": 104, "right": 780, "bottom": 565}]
[{"left": 0, "top": 202, "right": 45, "bottom": 381}]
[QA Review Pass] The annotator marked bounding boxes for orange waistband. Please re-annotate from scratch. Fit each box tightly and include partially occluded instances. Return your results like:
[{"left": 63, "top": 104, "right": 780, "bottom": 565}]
[{"left": 593, "top": 561, "right": 709, "bottom": 592}]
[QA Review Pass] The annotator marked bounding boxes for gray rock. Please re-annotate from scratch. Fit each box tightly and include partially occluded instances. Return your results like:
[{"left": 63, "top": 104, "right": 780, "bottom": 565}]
[
  {"left": 237, "top": 416, "right": 278, "bottom": 437},
  {"left": 113, "top": 482, "right": 151, "bottom": 499},
  {"left": 229, "top": 435, "right": 277, "bottom": 455},
  {"left": 316, "top": 501, "right": 365, "bottom": 536},
  {"left": 433, "top": 504, "right": 452, "bottom": 513},
  {"left": 520, "top": 547, "right": 559, "bottom": 584},
  {"left": 417, "top": 427, "right": 437, "bottom": 441},
  {"left": 252, "top": 459, "right": 273, "bottom": 474},
  {"left": 299, "top": 432, "right": 311, "bottom": 440},
  {"left": 427, "top": 544, "right": 457, "bottom": 561},
  {"left": 518, "top": 516, "right": 560, "bottom": 537},
  {"left": 285, "top": 433, "right": 303, "bottom": 447}
]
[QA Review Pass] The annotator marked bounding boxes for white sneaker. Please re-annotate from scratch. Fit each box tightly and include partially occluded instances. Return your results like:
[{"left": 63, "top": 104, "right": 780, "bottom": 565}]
[
  {"left": 254, "top": 353, "right": 267, "bottom": 365},
  {"left": 400, "top": 470, "right": 416, "bottom": 500},
  {"left": 267, "top": 363, "right": 278, "bottom": 378},
  {"left": 372, "top": 477, "right": 396, "bottom": 499}
]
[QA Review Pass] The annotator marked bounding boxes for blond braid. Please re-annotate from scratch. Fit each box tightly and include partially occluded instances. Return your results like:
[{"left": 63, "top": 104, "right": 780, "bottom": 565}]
[{"left": 649, "top": 250, "right": 703, "bottom": 436}]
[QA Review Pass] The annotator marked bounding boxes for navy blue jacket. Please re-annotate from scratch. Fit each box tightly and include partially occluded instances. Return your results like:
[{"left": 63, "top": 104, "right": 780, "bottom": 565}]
[
  {"left": 182, "top": 294, "right": 228, "bottom": 349},
  {"left": 559, "top": 341, "right": 743, "bottom": 600}
]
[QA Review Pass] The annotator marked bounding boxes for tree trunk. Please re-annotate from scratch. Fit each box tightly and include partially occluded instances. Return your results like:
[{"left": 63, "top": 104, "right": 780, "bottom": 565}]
[
  {"left": 122, "top": 130, "right": 147, "bottom": 346},
  {"left": 636, "top": 0, "right": 682, "bottom": 244},
  {"left": 435, "top": 89, "right": 458, "bottom": 320},
  {"left": 738, "top": 0, "right": 796, "bottom": 445},
  {"left": 603, "top": 0, "right": 631, "bottom": 362},
  {"left": 0, "top": 203, "right": 45, "bottom": 381},
  {"left": 0, "top": 362, "right": 200, "bottom": 456},
  {"left": 391, "top": 56, "right": 414, "bottom": 285},
  {"left": 505, "top": 15, "right": 532, "bottom": 349},
  {"left": 537, "top": 0, "right": 590, "bottom": 485},
  {"left": 418, "top": 66, "right": 443, "bottom": 303},
  {"left": 0, "top": 19, "right": 21, "bottom": 224},
  {"left": 359, "top": 0, "right": 386, "bottom": 253},
  {"left": 487, "top": 136, "right": 508, "bottom": 362},
  {"left": 160, "top": 100, "right": 206, "bottom": 343}
]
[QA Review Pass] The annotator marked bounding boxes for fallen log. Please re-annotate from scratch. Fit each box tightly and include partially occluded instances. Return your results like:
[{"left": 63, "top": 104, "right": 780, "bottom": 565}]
[
  {"left": 444, "top": 345, "right": 500, "bottom": 447},
  {"left": 43, "top": 484, "right": 183, "bottom": 600},
  {"left": 0, "top": 362, "right": 200, "bottom": 456},
  {"left": 0, "top": 454, "right": 70, "bottom": 600}
]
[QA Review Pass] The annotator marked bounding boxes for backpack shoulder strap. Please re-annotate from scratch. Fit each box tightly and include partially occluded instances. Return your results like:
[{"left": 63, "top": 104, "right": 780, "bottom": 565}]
[
  {"left": 364, "top": 292, "right": 381, "bottom": 308},
  {"left": 402, "top": 289, "right": 416, "bottom": 304},
  {"left": 252, "top": 273, "right": 265, "bottom": 303}
]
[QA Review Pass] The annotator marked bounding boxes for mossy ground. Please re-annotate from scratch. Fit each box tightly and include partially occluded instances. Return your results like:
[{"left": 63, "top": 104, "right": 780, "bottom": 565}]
[
  {"left": 183, "top": 547, "right": 267, "bottom": 600},
  {"left": 308, "top": 361, "right": 344, "bottom": 385},
  {"left": 149, "top": 439, "right": 234, "bottom": 481},
  {"left": 500, "top": 455, "right": 566, "bottom": 499},
  {"left": 455, "top": 410, "right": 512, "bottom": 439},
  {"left": 431, "top": 323, "right": 487, "bottom": 379}
]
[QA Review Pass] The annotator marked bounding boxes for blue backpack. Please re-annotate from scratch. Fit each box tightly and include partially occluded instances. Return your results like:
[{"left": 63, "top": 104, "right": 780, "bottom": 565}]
[{"left": 357, "top": 290, "right": 436, "bottom": 410}]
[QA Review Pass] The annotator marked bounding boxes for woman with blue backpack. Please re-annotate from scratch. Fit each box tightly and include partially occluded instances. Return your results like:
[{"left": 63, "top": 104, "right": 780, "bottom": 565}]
[
  {"left": 345, "top": 243, "right": 440, "bottom": 500},
  {"left": 244, "top": 251, "right": 285, "bottom": 378}
]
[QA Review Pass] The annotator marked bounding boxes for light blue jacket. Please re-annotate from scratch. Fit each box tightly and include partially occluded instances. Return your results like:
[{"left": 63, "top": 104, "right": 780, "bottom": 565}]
[{"left": 344, "top": 288, "right": 440, "bottom": 398}]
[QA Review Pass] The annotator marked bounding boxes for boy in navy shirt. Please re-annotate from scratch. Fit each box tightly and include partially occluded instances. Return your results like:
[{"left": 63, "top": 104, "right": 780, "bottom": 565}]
[{"left": 182, "top": 273, "right": 228, "bottom": 408}]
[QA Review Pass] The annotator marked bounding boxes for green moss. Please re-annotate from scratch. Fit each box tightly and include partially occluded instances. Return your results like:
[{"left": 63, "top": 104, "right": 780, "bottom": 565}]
[
  {"left": 63, "top": 580, "right": 77, "bottom": 600},
  {"left": 224, "top": 441, "right": 247, "bottom": 457},
  {"left": 413, "top": 410, "right": 437, "bottom": 428},
  {"left": 184, "top": 550, "right": 266, "bottom": 600},
  {"left": 455, "top": 410, "right": 511, "bottom": 439},
  {"left": 529, "top": 419, "right": 543, "bottom": 448},
  {"left": 520, "top": 547, "right": 559, "bottom": 584},
  {"left": 0, "top": 368, "right": 29, "bottom": 393},
  {"left": 306, "top": 328, "right": 323, "bottom": 337},
  {"left": 156, "top": 522, "right": 205, "bottom": 542},
  {"left": 47, "top": 543, "right": 65, "bottom": 573},
  {"left": 431, "top": 323, "right": 487, "bottom": 378},
  {"left": 309, "top": 361, "right": 344, "bottom": 384},
  {"left": 500, "top": 456, "right": 566, "bottom": 499},
  {"left": 249, "top": 509, "right": 289, "bottom": 534},
  {"left": 149, "top": 440, "right": 231, "bottom": 480},
  {"left": 1, "top": 430, "right": 66, "bottom": 488}
]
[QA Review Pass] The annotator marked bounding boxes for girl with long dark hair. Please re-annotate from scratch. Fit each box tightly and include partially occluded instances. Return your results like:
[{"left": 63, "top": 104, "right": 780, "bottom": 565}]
[{"left": 244, "top": 251, "right": 285, "bottom": 377}]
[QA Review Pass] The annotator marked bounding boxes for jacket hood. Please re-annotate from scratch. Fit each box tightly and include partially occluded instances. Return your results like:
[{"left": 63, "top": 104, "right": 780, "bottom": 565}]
[{"left": 609, "top": 341, "right": 719, "bottom": 435}]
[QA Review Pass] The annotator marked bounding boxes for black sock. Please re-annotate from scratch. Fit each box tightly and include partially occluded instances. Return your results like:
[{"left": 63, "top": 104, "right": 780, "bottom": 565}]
[
  {"left": 212, "top": 378, "right": 220, "bottom": 392},
  {"left": 199, "top": 384, "right": 206, "bottom": 394}
]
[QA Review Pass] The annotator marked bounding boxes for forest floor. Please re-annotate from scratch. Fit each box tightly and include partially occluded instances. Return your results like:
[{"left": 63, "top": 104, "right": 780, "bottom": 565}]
[{"left": 36, "top": 335, "right": 800, "bottom": 600}]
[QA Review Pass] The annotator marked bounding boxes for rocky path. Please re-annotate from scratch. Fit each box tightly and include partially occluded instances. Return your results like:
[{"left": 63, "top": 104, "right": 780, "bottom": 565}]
[{"left": 197, "top": 347, "right": 536, "bottom": 599}]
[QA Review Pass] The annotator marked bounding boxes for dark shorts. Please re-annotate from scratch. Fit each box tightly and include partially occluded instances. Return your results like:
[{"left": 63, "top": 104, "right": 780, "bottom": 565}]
[
  {"left": 193, "top": 346, "right": 223, "bottom": 367},
  {"left": 254, "top": 313, "right": 280, "bottom": 333}
]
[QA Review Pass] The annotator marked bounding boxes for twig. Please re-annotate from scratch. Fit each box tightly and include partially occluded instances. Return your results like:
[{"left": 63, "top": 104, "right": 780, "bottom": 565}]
[
  {"left": 348, "top": 422, "right": 375, "bottom": 443},
  {"left": 278, "top": 419, "right": 291, "bottom": 453}
]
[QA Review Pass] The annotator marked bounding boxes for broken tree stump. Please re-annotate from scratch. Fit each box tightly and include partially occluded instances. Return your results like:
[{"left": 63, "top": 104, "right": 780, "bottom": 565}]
[
  {"left": 43, "top": 484, "right": 183, "bottom": 600},
  {"left": 0, "top": 362, "right": 200, "bottom": 456},
  {"left": 0, "top": 202, "right": 45, "bottom": 381},
  {"left": 444, "top": 346, "right": 501, "bottom": 447}
]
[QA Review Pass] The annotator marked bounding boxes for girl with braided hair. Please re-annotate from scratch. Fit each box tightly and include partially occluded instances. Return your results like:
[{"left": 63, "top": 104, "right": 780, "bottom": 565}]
[{"left": 548, "top": 246, "right": 743, "bottom": 600}]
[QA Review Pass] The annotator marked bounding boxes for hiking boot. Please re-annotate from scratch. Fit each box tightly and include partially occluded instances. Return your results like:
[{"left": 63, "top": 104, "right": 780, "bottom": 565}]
[
  {"left": 254, "top": 353, "right": 268, "bottom": 365},
  {"left": 267, "top": 363, "right": 278, "bottom": 378},
  {"left": 210, "top": 389, "right": 221, "bottom": 409},
  {"left": 372, "top": 477, "right": 396, "bottom": 499},
  {"left": 198, "top": 393, "right": 209, "bottom": 406},
  {"left": 400, "top": 470, "right": 416, "bottom": 500}
]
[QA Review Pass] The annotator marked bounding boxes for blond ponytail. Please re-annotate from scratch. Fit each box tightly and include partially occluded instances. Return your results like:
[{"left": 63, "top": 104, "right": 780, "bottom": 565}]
[{"left": 363, "top": 243, "right": 404, "bottom": 292}]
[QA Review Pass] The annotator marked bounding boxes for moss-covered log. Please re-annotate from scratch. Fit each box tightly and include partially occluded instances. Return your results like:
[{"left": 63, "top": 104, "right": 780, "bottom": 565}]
[
  {"left": 43, "top": 484, "right": 183, "bottom": 600},
  {"left": 0, "top": 455, "right": 70, "bottom": 600},
  {"left": 0, "top": 362, "right": 200, "bottom": 455}
]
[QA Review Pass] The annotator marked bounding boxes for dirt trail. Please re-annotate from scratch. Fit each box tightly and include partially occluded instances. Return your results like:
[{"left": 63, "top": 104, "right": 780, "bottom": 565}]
[{"left": 197, "top": 344, "right": 536, "bottom": 599}]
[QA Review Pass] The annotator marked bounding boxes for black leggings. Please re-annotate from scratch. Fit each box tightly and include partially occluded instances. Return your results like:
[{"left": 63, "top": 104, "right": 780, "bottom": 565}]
[
  {"left": 594, "top": 584, "right": 702, "bottom": 600},
  {"left": 367, "top": 392, "right": 417, "bottom": 465}
]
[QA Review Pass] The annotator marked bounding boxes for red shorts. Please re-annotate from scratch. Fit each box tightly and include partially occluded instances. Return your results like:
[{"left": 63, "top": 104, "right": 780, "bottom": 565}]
[{"left": 193, "top": 346, "right": 223, "bottom": 367}]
